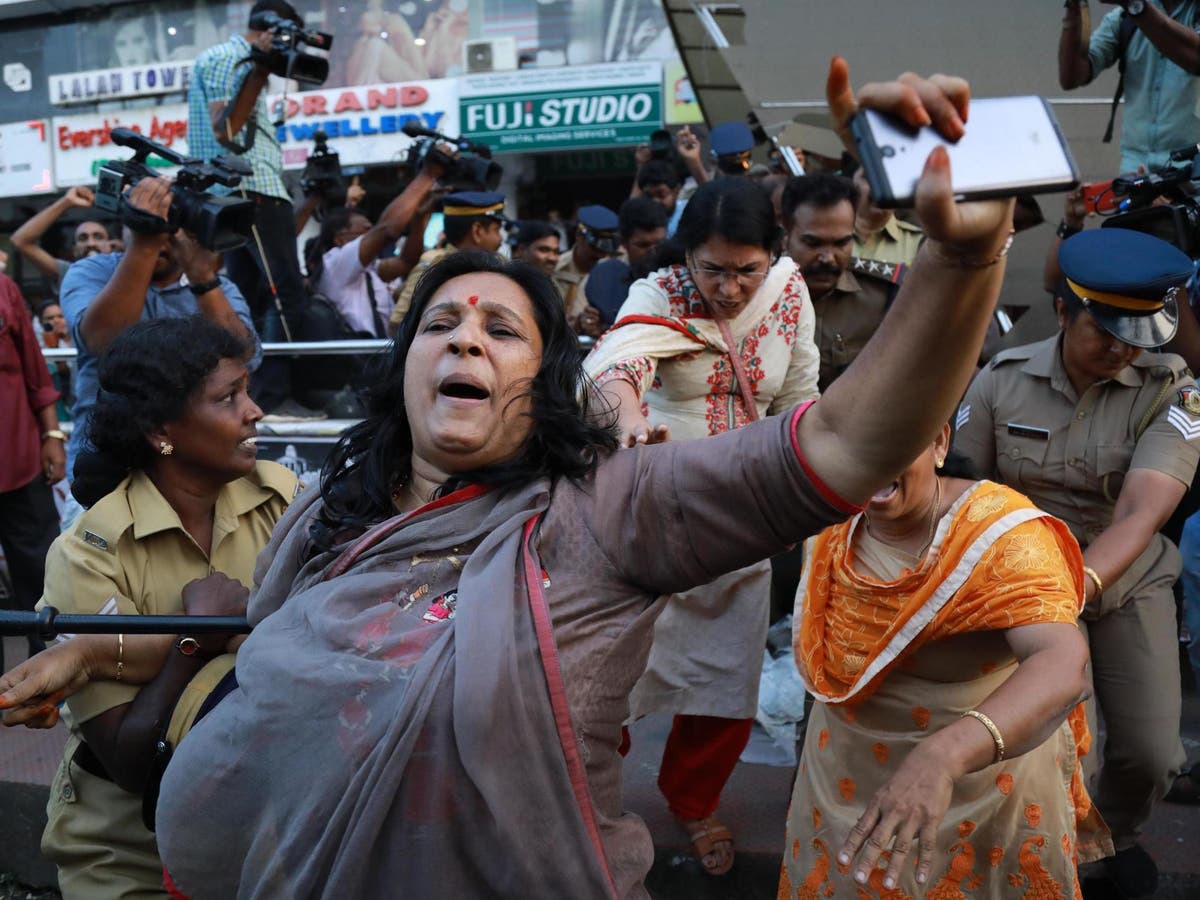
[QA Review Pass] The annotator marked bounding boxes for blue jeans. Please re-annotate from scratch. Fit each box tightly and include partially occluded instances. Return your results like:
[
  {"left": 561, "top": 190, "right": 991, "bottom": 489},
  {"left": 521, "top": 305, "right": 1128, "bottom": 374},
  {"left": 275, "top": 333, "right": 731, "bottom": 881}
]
[{"left": 1179, "top": 510, "right": 1200, "bottom": 682}]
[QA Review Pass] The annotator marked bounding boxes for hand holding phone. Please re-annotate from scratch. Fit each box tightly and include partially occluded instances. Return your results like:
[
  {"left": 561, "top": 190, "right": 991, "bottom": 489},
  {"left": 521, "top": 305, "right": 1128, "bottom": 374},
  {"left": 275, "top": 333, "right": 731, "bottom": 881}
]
[{"left": 851, "top": 97, "right": 1079, "bottom": 208}]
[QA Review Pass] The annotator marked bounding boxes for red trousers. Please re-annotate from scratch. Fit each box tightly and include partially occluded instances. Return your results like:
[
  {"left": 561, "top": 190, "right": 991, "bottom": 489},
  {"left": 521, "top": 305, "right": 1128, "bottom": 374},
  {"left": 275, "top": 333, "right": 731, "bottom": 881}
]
[{"left": 620, "top": 715, "right": 753, "bottom": 821}]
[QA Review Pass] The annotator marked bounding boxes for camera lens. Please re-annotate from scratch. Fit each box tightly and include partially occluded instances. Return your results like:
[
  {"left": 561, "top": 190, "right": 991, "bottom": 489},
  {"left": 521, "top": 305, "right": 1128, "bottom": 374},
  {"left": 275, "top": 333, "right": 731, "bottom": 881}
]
[{"left": 881, "top": 145, "right": 895, "bottom": 158}]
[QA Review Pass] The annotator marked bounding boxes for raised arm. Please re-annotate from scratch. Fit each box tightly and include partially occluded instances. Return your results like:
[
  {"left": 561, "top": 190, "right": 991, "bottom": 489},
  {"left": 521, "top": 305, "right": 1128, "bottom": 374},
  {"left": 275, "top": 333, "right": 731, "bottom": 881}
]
[
  {"left": 357, "top": 164, "right": 444, "bottom": 267},
  {"left": 1115, "top": 0, "right": 1200, "bottom": 75},
  {"left": 12, "top": 187, "right": 96, "bottom": 283},
  {"left": 798, "top": 60, "right": 1016, "bottom": 508},
  {"left": 1059, "top": 1, "right": 1096, "bottom": 88}
]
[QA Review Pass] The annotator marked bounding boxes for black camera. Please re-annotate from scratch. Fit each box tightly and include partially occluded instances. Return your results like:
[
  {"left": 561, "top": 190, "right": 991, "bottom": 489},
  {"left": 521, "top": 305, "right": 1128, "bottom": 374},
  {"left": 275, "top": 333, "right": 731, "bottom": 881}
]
[
  {"left": 1104, "top": 150, "right": 1200, "bottom": 257},
  {"left": 400, "top": 121, "right": 502, "bottom": 191},
  {"left": 648, "top": 129, "right": 674, "bottom": 161},
  {"left": 248, "top": 11, "right": 333, "bottom": 87},
  {"left": 94, "top": 128, "right": 255, "bottom": 252},
  {"left": 300, "top": 130, "right": 346, "bottom": 204}
]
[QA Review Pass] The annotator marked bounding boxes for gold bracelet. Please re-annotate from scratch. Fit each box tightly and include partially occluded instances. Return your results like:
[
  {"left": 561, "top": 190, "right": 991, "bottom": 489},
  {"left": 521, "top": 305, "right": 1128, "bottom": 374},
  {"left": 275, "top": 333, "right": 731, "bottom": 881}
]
[
  {"left": 115, "top": 633, "right": 124, "bottom": 683},
  {"left": 962, "top": 709, "right": 1006, "bottom": 763},
  {"left": 924, "top": 231, "right": 1015, "bottom": 269},
  {"left": 1082, "top": 565, "right": 1103, "bottom": 598}
]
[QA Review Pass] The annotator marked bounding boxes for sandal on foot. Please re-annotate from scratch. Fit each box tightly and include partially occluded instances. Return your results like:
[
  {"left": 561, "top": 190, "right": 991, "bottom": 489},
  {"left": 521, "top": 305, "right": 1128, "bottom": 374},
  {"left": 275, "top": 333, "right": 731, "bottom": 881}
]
[{"left": 678, "top": 815, "right": 735, "bottom": 876}]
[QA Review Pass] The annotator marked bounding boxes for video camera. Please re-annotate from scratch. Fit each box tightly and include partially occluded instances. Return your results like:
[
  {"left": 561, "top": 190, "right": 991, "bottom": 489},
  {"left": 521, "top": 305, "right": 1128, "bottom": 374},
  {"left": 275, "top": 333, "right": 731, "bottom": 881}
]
[
  {"left": 400, "top": 121, "right": 502, "bottom": 191},
  {"left": 1104, "top": 147, "right": 1200, "bottom": 257},
  {"left": 94, "top": 128, "right": 255, "bottom": 252},
  {"left": 248, "top": 10, "right": 333, "bottom": 86},
  {"left": 300, "top": 130, "right": 346, "bottom": 204}
]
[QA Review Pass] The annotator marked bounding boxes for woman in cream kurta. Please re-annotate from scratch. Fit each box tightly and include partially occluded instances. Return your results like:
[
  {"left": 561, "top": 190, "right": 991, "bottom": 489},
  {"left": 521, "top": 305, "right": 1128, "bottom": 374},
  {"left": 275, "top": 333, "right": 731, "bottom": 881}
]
[{"left": 586, "top": 176, "right": 820, "bottom": 873}]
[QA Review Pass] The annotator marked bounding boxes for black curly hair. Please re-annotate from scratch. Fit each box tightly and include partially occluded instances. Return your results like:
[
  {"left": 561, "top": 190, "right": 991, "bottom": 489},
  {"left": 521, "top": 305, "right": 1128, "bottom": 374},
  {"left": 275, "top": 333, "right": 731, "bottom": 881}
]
[
  {"left": 72, "top": 317, "right": 250, "bottom": 506},
  {"left": 313, "top": 250, "right": 619, "bottom": 546}
]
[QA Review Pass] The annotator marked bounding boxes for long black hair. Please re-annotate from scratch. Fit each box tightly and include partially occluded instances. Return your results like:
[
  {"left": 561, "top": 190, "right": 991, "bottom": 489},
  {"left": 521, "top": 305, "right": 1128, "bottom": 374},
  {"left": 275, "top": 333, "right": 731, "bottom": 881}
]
[
  {"left": 648, "top": 177, "right": 781, "bottom": 271},
  {"left": 313, "top": 250, "right": 619, "bottom": 545},
  {"left": 72, "top": 317, "right": 250, "bottom": 507}
]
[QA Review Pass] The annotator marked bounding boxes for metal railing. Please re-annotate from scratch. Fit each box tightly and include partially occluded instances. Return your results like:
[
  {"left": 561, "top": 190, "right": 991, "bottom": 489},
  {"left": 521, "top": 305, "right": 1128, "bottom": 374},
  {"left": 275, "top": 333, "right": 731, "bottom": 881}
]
[{"left": 40, "top": 335, "right": 597, "bottom": 362}]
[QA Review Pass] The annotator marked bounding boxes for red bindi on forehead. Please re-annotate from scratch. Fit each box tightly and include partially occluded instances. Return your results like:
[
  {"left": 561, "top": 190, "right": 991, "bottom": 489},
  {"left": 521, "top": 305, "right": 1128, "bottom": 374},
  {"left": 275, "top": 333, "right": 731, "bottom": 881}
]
[{"left": 467, "top": 295, "right": 479, "bottom": 307}]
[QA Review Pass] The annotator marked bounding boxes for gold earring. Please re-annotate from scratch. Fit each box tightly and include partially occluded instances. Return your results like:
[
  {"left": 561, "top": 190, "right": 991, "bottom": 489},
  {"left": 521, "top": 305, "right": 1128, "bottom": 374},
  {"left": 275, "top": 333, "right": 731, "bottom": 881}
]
[
  {"left": 159, "top": 441, "right": 174, "bottom": 456},
  {"left": 935, "top": 457, "right": 944, "bottom": 469}
]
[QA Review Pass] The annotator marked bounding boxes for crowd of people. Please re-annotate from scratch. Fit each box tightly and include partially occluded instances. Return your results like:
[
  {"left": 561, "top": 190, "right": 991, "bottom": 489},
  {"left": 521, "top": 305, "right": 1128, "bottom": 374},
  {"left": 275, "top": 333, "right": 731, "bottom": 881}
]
[{"left": 3, "top": 1, "right": 1200, "bottom": 898}]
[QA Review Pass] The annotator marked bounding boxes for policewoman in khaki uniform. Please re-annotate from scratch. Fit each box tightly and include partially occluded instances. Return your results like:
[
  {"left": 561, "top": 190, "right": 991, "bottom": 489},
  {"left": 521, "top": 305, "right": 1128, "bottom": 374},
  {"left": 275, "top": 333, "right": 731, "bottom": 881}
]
[
  {"left": 32, "top": 318, "right": 297, "bottom": 899},
  {"left": 955, "top": 229, "right": 1200, "bottom": 900}
]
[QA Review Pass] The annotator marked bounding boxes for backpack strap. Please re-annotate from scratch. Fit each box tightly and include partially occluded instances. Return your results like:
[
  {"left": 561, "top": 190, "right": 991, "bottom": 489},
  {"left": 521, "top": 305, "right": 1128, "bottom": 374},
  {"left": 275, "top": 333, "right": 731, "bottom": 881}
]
[{"left": 1104, "top": 11, "right": 1138, "bottom": 144}]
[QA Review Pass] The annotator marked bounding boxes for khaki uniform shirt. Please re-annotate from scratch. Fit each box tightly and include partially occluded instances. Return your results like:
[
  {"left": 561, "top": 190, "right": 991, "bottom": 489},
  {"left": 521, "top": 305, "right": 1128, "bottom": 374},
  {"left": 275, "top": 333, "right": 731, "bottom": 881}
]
[
  {"left": 391, "top": 246, "right": 456, "bottom": 326},
  {"left": 552, "top": 248, "right": 593, "bottom": 326},
  {"left": 811, "top": 268, "right": 893, "bottom": 392},
  {"left": 38, "top": 461, "right": 297, "bottom": 899},
  {"left": 854, "top": 216, "right": 924, "bottom": 268},
  {"left": 956, "top": 335, "right": 1200, "bottom": 547}
]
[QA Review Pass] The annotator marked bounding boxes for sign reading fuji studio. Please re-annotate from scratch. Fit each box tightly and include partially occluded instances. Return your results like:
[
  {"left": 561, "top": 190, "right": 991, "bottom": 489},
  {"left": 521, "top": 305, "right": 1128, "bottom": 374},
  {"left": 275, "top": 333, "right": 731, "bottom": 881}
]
[{"left": 459, "top": 62, "right": 663, "bottom": 152}]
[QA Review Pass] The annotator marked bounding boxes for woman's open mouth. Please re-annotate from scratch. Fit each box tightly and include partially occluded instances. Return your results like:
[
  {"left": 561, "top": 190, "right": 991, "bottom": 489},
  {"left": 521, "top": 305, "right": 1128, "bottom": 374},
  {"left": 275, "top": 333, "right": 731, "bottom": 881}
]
[
  {"left": 438, "top": 375, "right": 491, "bottom": 402},
  {"left": 870, "top": 482, "right": 899, "bottom": 504}
]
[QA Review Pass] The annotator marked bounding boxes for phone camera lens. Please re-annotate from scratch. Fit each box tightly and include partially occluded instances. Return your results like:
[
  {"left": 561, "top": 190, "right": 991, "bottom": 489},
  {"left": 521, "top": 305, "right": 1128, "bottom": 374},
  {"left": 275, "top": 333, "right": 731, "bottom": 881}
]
[{"left": 881, "top": 145, "right": 895, "bottom": 158}]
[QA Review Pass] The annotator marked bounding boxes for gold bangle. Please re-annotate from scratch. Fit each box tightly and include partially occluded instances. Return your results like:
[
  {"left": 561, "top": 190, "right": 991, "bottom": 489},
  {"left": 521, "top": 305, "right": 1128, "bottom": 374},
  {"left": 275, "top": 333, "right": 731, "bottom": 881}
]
[
  {"left": 115, "top": 633, "right": 124, "bottom": 683},
  {"left": 1082, "top": 565, "right": 1103, "bottom": 598},
  {"left": 924, "top": 231, "right": 1015, "bottom": 269},
  {"left": 962, "top": 709, "right": 1006, "bottom": 763}
]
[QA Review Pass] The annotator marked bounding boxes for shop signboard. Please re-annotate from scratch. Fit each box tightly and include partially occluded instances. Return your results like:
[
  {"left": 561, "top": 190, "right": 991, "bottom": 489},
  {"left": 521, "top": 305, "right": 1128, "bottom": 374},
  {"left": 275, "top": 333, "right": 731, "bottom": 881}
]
[
  {"left": 269, "top": 79, "right": 459, "bottom": 169},
  {"left": 50, "top": 104, "right": 189, "bottom": 187},
  {"left": 49, "top": 62, "right": 194, "bottom": 106},
  {"left": 459, "top": 61, "right": 662, "bottom": 152},
  {"left": 663, "top": 59, "right": 703, "bottom": 126},
  {"left": 0, "top": 120, "right": 54, "bottom": 198}
]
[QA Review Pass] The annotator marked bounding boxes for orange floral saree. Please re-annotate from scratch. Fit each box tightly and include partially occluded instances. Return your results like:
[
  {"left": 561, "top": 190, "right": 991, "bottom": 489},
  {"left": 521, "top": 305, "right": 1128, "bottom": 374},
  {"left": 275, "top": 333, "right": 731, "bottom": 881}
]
[{"left": 780, "top": 481, "right": 1111, "bottom": 900}]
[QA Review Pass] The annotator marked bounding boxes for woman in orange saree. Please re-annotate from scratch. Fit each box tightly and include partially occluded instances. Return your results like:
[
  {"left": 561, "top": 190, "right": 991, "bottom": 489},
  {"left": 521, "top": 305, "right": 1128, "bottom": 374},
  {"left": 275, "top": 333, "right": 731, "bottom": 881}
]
[{"left": 780, "top": 424, "right": 1112, "bottom": 900}]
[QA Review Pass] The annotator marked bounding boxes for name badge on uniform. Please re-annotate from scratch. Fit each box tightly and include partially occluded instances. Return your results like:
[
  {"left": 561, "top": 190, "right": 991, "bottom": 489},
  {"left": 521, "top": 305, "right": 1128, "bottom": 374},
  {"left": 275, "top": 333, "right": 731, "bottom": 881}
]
[{"left": 1006, "top": 423, "right": 1049, "bottom": 440}]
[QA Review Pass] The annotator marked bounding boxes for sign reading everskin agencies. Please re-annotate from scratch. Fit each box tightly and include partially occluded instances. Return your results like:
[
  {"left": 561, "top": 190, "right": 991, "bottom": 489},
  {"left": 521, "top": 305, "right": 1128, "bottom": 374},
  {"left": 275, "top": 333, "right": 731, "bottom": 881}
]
[{"left": 459, "top": 61, "right": 662, "bottom": 152}]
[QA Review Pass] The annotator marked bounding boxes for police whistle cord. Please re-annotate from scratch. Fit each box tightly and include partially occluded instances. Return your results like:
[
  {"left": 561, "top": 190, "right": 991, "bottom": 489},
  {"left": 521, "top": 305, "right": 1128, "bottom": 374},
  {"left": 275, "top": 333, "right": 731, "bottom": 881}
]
[{"left": 0, "top": 608, "right": 251, "bottom": 639}]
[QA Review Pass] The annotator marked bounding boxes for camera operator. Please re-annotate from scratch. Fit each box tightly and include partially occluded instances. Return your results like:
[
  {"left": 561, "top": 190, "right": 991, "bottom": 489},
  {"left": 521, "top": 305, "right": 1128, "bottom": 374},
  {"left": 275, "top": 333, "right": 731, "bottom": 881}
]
[
  {"left": 306, "top": 152, "right": 451, "bottom": 337},
  {"left": 59, "top": 178, "right": 258, "bottom": 468},
  {"left": 1060, "top": 0, "right": 1200, "bottom": 173},
  {"left": 188, "top": 0, "right": 310, "bottom": 413}
]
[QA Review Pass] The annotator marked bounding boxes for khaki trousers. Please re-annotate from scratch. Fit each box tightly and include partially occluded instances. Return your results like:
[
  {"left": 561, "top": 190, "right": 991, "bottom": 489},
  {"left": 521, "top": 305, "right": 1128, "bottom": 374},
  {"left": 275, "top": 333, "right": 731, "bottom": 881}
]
[{"left": 1080, "top": 537, "right": 1186, "bottom": 850}]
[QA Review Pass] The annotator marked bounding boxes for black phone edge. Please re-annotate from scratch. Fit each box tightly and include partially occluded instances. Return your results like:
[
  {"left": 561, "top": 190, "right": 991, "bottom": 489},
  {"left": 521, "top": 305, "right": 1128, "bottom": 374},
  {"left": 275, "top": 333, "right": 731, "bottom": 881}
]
[{"left": 849, "top": 112, "right": 900, "bottom": 208}]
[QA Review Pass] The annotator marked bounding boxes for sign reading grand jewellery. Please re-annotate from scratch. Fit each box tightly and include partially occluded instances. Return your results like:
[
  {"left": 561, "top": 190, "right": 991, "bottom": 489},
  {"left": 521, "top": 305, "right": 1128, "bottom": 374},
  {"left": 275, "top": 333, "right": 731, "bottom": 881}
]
[
  {"left": 458, "top": 62, "right": 662, "bottom": 152},
  {"left": 268, "top": 79, "right": 458, "bottom": 169},
  {"left": 49, "top": 62, "right": 194, "bottom": 105}
]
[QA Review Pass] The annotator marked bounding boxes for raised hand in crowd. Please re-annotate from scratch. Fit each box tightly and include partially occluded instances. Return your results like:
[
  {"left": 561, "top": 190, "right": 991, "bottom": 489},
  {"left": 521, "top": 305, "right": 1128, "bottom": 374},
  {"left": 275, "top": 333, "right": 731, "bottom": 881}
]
[{"left": 675, "top": 124, "right": 708, "bottom": 184}]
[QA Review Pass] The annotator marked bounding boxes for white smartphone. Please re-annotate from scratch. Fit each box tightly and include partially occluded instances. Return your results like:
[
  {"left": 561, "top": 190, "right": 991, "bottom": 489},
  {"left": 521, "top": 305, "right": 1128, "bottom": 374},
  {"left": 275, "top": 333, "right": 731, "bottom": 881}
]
[{"left": 850, "top": 96, "right": 1079, "bottom": 208}]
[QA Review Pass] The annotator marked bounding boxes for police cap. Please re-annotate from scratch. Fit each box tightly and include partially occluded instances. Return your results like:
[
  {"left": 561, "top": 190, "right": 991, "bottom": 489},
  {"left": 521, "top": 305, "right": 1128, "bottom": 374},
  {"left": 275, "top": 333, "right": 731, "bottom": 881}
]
[
  {"left": 709, "top": 121, "right": 754, "bottom": 157},
  {"left": 577, "top": 204, "right": 621, "bottom": 255},
  {"left": 1058, "top": 228, "right": 1189, "bottom": 348},
  {"left": 442, "top": 191, "right": 510, "bottom": 223}
]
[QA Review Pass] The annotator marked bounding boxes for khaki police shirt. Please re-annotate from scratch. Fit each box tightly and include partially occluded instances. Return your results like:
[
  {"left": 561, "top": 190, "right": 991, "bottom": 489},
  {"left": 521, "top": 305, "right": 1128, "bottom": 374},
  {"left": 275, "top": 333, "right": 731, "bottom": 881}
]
[
  {"left": 38, "top": 460, "right": 297, "bottom": 725},
  {"left": 811, "top": 267, "right": 893, "bottom": 393},
  {"left": 391, "top": 246, "right": 456, "bottom": 326},
  {"left": 552, "top": 247, "right": 593, "bottom": 327},
  {"left": 854, "top": 216, "right": 924, "bottom": 267},
  {"left": 955, "top": 335, "right": 1200, "bottom": 547}
]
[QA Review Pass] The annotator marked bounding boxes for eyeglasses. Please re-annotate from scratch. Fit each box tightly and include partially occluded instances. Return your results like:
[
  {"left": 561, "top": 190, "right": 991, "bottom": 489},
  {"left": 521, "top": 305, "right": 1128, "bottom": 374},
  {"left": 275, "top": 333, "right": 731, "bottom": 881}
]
[{"left": 688, "top": 254, "right": 771, "bottom": 288}]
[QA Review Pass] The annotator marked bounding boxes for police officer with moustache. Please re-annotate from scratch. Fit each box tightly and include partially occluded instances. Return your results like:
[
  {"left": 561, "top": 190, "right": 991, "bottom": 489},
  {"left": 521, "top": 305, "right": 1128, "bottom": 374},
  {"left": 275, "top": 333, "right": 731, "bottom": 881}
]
[
  {"left": 782, "top": 173, "right": 896, "bottom": 393},
  {"left": 955, "top": 229, "right": 1200, "bottom": 900}
]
